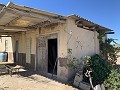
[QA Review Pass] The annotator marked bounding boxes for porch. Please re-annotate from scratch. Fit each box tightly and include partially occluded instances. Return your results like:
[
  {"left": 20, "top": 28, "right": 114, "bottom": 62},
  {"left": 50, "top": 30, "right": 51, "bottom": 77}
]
[
  {"left": 0, "top": 2, "right": 67, "bottom": 82},
  {"left": 0, "top": 69, "right": 77, "bottom": 90}
]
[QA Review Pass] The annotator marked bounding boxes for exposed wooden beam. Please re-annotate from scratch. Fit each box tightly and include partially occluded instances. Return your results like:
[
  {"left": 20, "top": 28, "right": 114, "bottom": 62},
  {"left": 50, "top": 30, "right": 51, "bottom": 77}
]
[
  {"left": 0, "top": 35, "right": 12, "bottom": 37},
  {"left": 89, "top": 26, "right": 96, "bottom": 30},
  {"left": 75, "top": 20, "right": 83, "bottom": 25},
  {"left": 0, "top": 32, "right": 14, "bottom": 35},
  {"left": 5, "top": 8, "right": 65, "bottom": 23},
  {"left": 29, "top": 20, "right": 52, "bottom": 28},
  {"left": 83, "top": 26, "right": 89, "bottom": 29},
  {"left": 5, "top": 16, "right": 22, "bottom": 26},
  {"left": 105, "top": 32, "right": 114, "bottom": 34},
  {"left": 0, "top": 11, "right": 5, "bottom": 19},
  {"left": 0, "top": 25, "right": 31, "bottom": 31},
  {"left": 0, "top": 6, "right": 6, "bottom": 19}
]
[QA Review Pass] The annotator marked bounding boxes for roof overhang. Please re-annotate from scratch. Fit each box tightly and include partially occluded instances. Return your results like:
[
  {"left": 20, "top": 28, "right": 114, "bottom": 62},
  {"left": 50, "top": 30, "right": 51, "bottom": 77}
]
[
  {"left": 0, "top": 2, "right": 66, "bottom": 35},
  {"left": 69, "top": 14, "right": 113, "bottom": 34},
  {"left": 0, "top": 2, "right": 113, "bottom": 36}
]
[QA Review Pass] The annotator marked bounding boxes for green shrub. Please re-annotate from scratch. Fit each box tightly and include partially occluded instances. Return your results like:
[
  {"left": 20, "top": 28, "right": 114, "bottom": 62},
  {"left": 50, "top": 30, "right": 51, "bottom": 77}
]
[
  {"left": 67, "top": 48, "right": 120, "bottom": 89},
  {"left": 104, "top": 69, "right": 120, "bottom": 89},
  {"left": 67, "top": 48, "right": 84, "bottom": 71},
  {"left": 85, "top": 54, "right": 111, "bottom": 86}
]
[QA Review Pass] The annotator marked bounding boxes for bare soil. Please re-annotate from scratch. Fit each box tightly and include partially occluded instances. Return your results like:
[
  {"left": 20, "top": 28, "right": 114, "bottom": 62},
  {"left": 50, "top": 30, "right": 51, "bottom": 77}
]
[{"left": 0, "top": 70, "right": 78, "bottom": 90}]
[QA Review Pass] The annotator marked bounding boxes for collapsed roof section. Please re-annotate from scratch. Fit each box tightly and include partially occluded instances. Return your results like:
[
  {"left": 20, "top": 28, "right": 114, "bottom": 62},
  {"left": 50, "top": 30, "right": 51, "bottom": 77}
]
[{"left": 0, "top": 2, "right": 113, "bottom": 35}]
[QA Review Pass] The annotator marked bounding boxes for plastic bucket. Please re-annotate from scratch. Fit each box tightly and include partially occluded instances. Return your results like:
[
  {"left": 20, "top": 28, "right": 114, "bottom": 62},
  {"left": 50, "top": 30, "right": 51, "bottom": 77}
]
[{"left": 0, "top": 52, "right": 7, "bottom": 62}]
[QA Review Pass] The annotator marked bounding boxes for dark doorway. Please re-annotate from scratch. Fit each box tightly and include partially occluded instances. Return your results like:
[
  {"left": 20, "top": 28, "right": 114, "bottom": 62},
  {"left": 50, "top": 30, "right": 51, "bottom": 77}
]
[{"left": 48, "top": 38, "right": 57, "bottom": 75}]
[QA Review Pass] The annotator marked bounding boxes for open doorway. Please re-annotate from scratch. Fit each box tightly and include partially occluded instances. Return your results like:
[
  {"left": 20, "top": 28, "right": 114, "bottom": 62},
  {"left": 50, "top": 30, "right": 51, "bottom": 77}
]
[{"left": 48, "top": 38, "right": 57, "bottom": 75}]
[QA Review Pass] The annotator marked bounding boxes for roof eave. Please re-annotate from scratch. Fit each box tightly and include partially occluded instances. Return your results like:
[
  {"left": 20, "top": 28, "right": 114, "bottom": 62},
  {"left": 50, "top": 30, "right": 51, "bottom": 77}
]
[
  {"left": 0, "top": 4, "right": 5, "bottom": 10},
  {"left": 68, "top": 14, "right": 113, "bottom": 32},
  {"left": 6, "top": 2, "right": 67, "bottom": 20}
]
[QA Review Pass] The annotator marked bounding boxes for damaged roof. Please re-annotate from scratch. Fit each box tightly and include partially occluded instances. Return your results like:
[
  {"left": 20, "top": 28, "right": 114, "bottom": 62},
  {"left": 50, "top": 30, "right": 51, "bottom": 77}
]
[
  {"left": 0, "top": 2, "right": 113, "bottom": 35},
  {"left": 68, "top": 14, "right": 113, "bottom": 34},
  {"left": 0, "top": 2, "right": 66, "bottom": 34}
]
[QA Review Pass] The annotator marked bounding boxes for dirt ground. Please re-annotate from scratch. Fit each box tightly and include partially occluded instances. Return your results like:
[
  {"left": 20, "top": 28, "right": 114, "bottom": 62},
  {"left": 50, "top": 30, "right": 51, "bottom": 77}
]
[{"left": 0, "top": 70, "right": 78, "bottom": 90}]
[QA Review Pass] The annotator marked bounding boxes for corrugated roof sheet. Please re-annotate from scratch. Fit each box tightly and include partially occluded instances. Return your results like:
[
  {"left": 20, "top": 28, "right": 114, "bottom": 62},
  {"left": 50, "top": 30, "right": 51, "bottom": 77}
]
[
  {"left": 68, "top": 14, "right": 113, "bottom": 32},
  {"left": 0, "top": 2, "right": 113, "bottom": 34}
]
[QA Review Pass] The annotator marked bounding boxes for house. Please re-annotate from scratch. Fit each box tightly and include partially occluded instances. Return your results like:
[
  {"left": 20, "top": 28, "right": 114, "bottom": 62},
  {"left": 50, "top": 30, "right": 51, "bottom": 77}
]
[{"left": 0, "top": 2, "right": 112, "bottom": 82}]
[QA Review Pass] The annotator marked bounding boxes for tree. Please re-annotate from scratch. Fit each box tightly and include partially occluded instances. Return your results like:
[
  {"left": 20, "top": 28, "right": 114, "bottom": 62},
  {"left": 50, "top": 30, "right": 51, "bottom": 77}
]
[
  {"left": 100, "top": 38, "right": 120, "bottom": 65},
  {"left": 98, "top": 30, "right": 120, "bottom": 66}
]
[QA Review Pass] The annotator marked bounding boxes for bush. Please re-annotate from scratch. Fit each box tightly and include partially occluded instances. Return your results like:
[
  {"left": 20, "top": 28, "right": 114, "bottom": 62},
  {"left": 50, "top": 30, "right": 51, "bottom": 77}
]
[
  {"left": 100, "top": 38, "right": 120, "bottom": 65},
  {"left": 67, "top": 48, "right": 120, "bottom": 89},
  {"left": 104, "top": 69, "right": 120, "bottom": 89},
  {"left": 85, "top": 54, "right": 111, "bottom": 86}
]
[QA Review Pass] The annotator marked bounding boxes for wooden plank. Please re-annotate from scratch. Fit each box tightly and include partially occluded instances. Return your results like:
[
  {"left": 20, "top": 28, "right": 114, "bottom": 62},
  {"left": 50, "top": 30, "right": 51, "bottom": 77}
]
[
  {"left": 0, "top": 62, "right": 14, "bottom": 65},
  {"left": 5, "top": 16, "right": 22, "bottom": 26},
  {"left": 0, "top": 25, "right": 29, "bottom": 31},
  {"left": 0, "top": 12, "right": 19, "bottom": 25},
  {"left": 5, "top": 8, "right": 65, "bottom": 23},
  {"left": 0, "top": 35, "right": 12, "bottom": 37}
]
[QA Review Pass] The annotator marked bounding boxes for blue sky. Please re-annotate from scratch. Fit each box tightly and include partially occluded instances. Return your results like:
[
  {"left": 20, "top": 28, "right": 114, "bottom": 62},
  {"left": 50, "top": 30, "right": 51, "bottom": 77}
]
[{"left": 1, "top": 0, "right": 120, "bottom": 44}]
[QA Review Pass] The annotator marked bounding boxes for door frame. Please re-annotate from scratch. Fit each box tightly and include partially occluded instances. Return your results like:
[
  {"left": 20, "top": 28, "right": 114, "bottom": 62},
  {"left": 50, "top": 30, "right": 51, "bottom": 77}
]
[
  {"left": 47, "top": 38, "right": 58, "bottom": 75},
  {"left": 36, "top": 34, "right": 58, "bottom": 75},
  {"left": 47, "top": 34, "right": 58, "bottom": 75}
]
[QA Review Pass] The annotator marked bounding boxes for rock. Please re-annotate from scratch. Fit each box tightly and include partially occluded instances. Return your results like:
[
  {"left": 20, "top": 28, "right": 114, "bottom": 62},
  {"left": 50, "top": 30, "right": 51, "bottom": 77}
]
[
  {"left": 73, "top": 73, "right": 83, "bottom": 87},
  {"left": 79, "top": 82, "right": 90, "bottom": 90},
  {"left": 94, "top": 84, "right": 105, "bottom": 90},
  {"left": 94, "top": 85, "right": 101, "bottom": 90}
]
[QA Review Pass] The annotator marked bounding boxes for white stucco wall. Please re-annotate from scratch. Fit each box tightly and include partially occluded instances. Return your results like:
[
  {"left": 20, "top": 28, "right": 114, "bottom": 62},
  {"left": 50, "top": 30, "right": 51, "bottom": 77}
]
[
  {"left": 66, "top": 18, "right": 100, "bottom": 79},
  {"left": 66, "top": 18, "right": 99, "bottom": 59},
  {"left": 57, "top": 24, "right": 68, "bottom": 82},
  {"left": 13, "top": 30, "right": 36, "bottom": 54},
  {"left": 0, "top": 37, "right": 13, "bottom": 52}
]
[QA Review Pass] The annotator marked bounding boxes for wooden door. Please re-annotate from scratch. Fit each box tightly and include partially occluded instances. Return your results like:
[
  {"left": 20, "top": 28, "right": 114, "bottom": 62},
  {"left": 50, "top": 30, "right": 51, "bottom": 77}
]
[{"left": 36, "top": 37, "right": 47, "bottom": 72}]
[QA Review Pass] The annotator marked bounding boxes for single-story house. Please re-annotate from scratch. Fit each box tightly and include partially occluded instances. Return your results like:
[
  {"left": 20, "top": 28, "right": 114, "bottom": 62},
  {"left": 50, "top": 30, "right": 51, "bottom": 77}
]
[{"left": 0, "top": 2, "right": 112, "bottom": 82}]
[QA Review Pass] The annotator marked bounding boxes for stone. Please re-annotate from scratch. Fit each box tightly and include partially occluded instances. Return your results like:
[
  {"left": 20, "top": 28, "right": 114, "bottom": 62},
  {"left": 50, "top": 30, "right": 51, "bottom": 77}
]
[
  {"left": 74, "top": 73, "right": 83, "bottom": 82},
  {"left": 79, "top": 82, "right": 90, "bottom": 90},
  {"left": 73, "top": 73, "right": 83, "bottom": 87},
  {"left": 94, "top": 84, "right": 101, "bottom": 90},
  {"left": 94, "top": 84, "right": 105, "bottom": 90},
  {"left": 73, "top": 81, "right": 80, "bottom": 87},
  {"left": 101, "top": 84, "right": 105, "bottom": 90}
]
